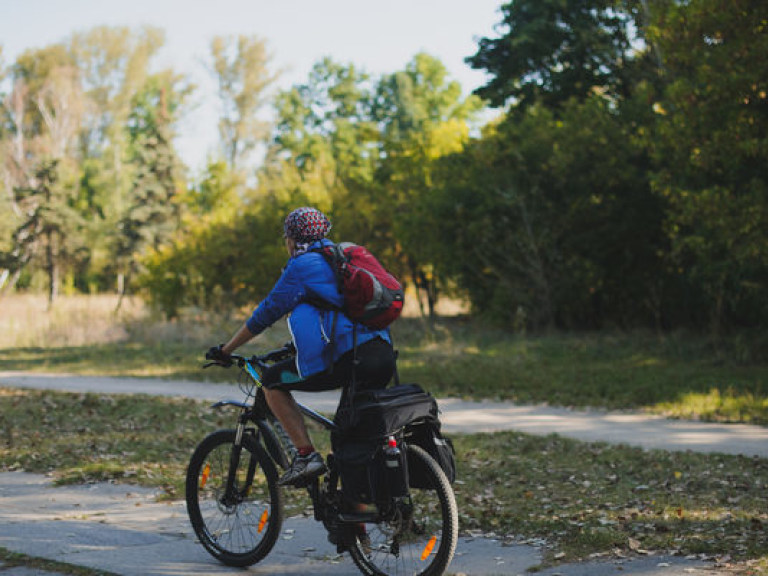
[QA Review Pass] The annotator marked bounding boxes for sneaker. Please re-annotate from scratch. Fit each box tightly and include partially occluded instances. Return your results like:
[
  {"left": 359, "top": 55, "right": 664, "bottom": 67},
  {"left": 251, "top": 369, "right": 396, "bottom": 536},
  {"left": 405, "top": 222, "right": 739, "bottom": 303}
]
[{"left": 278, "top": 452, "right": 327, "bottom": 486}]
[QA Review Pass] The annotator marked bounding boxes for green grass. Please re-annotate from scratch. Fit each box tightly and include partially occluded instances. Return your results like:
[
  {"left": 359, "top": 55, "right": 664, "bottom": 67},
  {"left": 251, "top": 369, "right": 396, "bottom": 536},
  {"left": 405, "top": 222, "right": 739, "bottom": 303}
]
[
  {"left": 1, "top": 386, "right": 767, "bottom": 571},
  {"left": 398, "top": 321, "right": 768, "bottom": 424},
  {"left": 2, "top": 316, "right": 767, "bottom": 424}
]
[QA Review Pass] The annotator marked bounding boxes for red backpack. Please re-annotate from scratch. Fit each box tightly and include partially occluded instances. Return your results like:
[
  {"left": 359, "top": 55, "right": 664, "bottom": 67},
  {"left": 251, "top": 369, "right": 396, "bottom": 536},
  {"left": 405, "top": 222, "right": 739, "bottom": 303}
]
[{"left": 313, "top": 242, "right": 404, "bottom": 329}]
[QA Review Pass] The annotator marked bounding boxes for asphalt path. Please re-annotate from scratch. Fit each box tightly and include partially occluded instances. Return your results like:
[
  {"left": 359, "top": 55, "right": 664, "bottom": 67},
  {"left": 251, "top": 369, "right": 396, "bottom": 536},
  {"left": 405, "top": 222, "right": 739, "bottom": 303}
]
[{"left": 1, "top": 370, "right": 764, "bottom": 576}]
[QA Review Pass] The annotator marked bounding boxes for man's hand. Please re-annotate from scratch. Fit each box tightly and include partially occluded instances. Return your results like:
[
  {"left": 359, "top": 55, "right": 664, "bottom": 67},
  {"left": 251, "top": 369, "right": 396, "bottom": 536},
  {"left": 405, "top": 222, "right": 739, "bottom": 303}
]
[{"left": 206, "top": 344, "right": 233, "bottom": 367}]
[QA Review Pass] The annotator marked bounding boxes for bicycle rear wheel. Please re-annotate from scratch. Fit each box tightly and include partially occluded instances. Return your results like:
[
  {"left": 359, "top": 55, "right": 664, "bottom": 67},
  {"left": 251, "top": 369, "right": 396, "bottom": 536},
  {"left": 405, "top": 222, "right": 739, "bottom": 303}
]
[
  {"left": 347, "top": 444, "right": 458, "bottom": 576},
  {"left": 186, "top": 429, "right": 284, "bottom": 567}
]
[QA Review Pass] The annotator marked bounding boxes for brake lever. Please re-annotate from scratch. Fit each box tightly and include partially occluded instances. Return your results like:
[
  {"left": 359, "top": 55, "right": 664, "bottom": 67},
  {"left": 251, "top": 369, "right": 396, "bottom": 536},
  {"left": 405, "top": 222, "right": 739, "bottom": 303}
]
[{"left": 203, "top": 361, "right": 233, "bottom": 369}]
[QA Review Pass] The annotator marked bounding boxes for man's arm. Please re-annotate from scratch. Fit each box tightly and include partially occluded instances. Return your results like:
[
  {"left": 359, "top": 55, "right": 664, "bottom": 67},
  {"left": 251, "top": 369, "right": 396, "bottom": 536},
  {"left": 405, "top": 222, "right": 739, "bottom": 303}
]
[{"left": 222, "top": 323, "right": 255, "bottom": 355}]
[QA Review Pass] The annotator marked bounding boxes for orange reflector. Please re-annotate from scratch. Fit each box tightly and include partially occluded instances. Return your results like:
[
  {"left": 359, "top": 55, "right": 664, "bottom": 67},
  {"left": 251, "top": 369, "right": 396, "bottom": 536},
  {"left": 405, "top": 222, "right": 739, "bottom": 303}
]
[
  {"left": 257, "top": 509, "right": 269, "bottom": 533},
  {"left": 420, "top": 535, "right": 437, "bottom": 560},
  {"left": 200, "top": 464, "right": 211, "bottom": 489}
]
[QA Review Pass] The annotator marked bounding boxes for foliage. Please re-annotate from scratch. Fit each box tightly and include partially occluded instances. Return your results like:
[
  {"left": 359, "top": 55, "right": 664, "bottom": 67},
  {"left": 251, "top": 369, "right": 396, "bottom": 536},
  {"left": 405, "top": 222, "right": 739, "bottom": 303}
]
[
  {"left": 422, "top": 96, "right": 664, "bottom": 330},
  {"left": 0, "top": 26, "right": 184, "bottom": 300},
  {"left": 645, "top": 0, "right": 768, "bottom": 334},
  {"left": 210, "top": 34, "right": 278, "bottom": 170},
  {"left": 449, "top": 0, "right": 768, "bottom": 333},
  {"left": 114, "top": 72, "right": 190, "bottom": 309},
  {"left": 138, "top": 185, "right": 286, "bottom": 317},
  {"left": 467, "top": 0, "right": 640, "bottom": 109},
  {"left": 2, "top": 6, "right": 767, "bottom": 336}
]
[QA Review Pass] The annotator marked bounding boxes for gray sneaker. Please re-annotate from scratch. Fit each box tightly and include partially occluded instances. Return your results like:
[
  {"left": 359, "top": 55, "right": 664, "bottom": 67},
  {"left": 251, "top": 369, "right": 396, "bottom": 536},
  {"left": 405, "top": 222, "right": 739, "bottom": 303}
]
[{"left": 279, "top": 452, "right": 327, "bottom": 486}]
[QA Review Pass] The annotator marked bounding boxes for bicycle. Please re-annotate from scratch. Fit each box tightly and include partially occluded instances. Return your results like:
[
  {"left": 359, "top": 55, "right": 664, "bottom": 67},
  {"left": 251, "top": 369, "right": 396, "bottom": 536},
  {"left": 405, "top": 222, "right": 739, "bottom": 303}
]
[{"left": 185, "top": 345, "right": 459, "bottom": 576}]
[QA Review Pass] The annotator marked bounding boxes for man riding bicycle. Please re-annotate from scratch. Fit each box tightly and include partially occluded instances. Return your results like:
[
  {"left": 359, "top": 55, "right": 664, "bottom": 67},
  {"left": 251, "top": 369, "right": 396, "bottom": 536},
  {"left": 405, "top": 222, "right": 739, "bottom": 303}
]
[{"left": 207, "top": 207, "right": 396, "bottom": 486}]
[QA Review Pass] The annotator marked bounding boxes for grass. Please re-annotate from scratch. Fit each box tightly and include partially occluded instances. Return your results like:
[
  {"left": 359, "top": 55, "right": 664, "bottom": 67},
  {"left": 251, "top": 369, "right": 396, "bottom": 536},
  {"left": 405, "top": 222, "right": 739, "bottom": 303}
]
[
  {"left": 0, "top": 546, "right": 120, "bottom": 575},
  {"left": 0, "top": 386, "right": 767, "bottom": 573},
  {"left": 2, "top": 295, "right": 767, "bottom": 571},
  {"left": 1, "top": 294, "right": 767, "bottom": 424}
]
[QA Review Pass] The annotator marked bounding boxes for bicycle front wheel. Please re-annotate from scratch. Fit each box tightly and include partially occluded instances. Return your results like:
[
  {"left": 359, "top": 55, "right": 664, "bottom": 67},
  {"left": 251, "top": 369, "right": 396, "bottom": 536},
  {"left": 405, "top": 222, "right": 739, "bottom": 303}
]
[
  {"left": 347, "top": 444, "right": 458, "bottom": 576},
  {"left": 186, "top": 429, "right": 284, "bottom": 567}
]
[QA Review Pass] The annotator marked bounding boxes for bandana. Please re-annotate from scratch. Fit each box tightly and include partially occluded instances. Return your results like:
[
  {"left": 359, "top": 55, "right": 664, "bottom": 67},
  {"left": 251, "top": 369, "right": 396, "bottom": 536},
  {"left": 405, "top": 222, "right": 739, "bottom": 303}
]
[{"left": 284, "top": 207, "right": 332, "bottom": 243}]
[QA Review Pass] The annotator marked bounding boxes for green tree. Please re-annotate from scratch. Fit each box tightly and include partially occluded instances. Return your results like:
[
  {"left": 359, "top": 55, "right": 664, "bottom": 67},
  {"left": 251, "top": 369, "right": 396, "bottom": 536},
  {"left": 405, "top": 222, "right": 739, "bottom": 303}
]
[
  {"left": 69, "top": 26, "right": 167, "bottom": 292},
  {"left": 139, "top": 161, "right": 283, "bottom": 317},
  {"left": 269, "top": 57, "right": 380, "bottom": 233},
  {"left": 467, "top": 0, "right": 639, "bottom": 109},
  {"left": 11, "top": 160, "right": 85, "bottom": 304},
  {"left": 210, "top": 34, "right": 278, "bottom": 171},
  {"left": 115, "top": 73, "right": 189, "bottom": 310},
  {"left": 1, "top": 54, "right": 87, "bottom": 302},
  {"left": 373, "top": 53, "right": 482, "bottom": 316},
  {"left": 426, "top": 96, "right": 663, "bottom": 331},
  {"left": 647, "top": 0, "right": 768, "bottom": 333}
]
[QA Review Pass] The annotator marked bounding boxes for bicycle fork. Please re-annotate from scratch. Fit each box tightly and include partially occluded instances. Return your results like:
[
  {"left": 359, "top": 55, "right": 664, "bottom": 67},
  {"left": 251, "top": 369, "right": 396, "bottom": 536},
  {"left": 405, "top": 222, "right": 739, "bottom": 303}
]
[{"left": 222, "top": 416, "right": 259, "bottom": 506}]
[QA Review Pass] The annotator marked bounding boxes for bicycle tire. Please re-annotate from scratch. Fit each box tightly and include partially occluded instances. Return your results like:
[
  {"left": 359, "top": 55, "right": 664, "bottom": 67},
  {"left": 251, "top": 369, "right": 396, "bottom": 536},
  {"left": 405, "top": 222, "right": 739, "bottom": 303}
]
[
  {"left": 347, "top": 444, "right": 458, "bottom": 576},
  {"left": 186, "top": 429, "right": 284, "bottom": 567}
]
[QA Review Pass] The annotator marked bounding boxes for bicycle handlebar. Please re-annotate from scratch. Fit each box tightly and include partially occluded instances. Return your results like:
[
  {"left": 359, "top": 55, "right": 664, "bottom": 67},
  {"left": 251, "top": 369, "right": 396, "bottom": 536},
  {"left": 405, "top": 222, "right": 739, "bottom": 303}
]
[{"left": 203, "top": 343, "right": 295, "bottom": 370}]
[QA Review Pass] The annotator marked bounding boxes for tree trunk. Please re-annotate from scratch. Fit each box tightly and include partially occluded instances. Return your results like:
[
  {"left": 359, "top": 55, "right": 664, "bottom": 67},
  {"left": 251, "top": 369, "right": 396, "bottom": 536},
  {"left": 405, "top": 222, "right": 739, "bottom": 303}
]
[
  {"left": 46, "top": 237, "right": 59, "bottom": 309},
  {"left": 115, "top": 271, "right": 130, "bottom": 314}
]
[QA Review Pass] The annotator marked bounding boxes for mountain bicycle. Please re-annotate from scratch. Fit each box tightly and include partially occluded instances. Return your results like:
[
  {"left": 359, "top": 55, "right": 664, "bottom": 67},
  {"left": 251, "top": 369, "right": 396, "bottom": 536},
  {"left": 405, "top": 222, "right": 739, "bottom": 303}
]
[{"left": 185, "top": 345, "right": 459, "bottom": 576}]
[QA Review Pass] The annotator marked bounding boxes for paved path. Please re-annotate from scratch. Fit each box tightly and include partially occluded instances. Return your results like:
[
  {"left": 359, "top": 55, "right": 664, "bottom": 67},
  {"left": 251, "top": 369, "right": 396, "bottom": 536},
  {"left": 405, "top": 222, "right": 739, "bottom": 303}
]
[
  {"left": 2, "top": 371, "right": 768, "bottom": 457},
  {"left": 1, "top": 371, "right": 763, "bottom": 576}
]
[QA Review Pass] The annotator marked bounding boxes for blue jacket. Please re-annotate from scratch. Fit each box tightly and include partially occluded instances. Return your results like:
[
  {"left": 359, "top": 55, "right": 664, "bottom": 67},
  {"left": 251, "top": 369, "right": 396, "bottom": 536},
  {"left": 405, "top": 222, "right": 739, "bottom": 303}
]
[{"left": 246, "top": 239, "right": 391, "bottom": 378}]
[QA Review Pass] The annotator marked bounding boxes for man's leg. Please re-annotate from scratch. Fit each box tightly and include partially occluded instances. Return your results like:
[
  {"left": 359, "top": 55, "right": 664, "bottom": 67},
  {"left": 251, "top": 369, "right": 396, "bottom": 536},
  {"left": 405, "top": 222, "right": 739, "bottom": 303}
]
[
  {"left": 263, "top": 387, "right": 311, "bottom": 448},
  {"left": 264, "top": 387, "right": 326, "bottom": 485}
]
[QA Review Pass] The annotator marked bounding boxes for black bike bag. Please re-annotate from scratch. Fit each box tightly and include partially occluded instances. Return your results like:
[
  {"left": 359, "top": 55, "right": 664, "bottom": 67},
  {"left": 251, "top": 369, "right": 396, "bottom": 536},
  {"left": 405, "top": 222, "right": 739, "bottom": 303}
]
[{"left": 335, "top": 383, "right": 438, "bottom": 439}]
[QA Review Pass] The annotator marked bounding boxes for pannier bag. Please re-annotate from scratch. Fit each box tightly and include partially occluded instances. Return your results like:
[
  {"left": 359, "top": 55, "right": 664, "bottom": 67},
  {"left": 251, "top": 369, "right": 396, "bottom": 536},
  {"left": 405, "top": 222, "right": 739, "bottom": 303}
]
[
  {"left": 331, "top": 435, "right": 381, "bottom": 503},
  {"left": 405, "top": 418, "right": 457, "bottom": 488},
  {"left": 333, "top": 383, "right": 456, "bottom": 498}
]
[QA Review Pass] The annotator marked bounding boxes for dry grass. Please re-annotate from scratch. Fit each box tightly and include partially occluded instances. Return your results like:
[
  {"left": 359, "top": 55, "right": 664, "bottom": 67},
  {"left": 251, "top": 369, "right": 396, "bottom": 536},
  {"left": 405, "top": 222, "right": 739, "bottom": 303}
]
[
  {"left": 0, "top": 292, "right": 463, "bottom": 351},
  {"left": 0, "top": 294, "right": 143, "bottom": 348}
]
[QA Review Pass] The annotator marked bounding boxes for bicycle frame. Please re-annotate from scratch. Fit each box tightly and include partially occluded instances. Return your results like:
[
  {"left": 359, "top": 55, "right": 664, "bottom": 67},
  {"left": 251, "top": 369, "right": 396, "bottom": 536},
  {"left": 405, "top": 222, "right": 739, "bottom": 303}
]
[
  {"left": 210, "top": 353, "right": 343, "bottom": 497},
  {"left": 192, "top": 347, "right": 459, "bottom": 575}
]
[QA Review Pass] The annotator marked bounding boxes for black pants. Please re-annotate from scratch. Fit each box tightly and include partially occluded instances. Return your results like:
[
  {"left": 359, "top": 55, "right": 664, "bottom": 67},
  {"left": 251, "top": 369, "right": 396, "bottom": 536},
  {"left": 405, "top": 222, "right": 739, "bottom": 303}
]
[{"left": 261, "top": 337, "right": 396, "bottom": 393}]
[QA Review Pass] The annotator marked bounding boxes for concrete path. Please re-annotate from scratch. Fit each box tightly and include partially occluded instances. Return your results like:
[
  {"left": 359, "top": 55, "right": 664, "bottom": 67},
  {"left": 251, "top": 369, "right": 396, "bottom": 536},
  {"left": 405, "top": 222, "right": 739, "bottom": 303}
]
[
  {"left": 1, "top": 370, "right": 763, "bottom": 576},
  {"left": 0, "top": 471, "right": 733, "bottom": 576},
  {"left": 2, "top": 371, "right": 768, "bottom": 457}
]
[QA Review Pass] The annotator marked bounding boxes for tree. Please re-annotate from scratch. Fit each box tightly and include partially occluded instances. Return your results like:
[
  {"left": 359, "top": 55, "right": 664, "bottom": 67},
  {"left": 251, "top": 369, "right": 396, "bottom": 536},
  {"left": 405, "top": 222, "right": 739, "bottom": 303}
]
[
  {"left": 139, "top": 161, "right": 284, "bottom": 317},
  {"left": 373, "top": 53, "right": 482, "bottom": 317},
  {"left": 269, "top": 57, "right": 380, "bottom": 237},
  {"left": 68, "top": 26, "right": 167, "bottom": 292},
  {"left": 646, "top": 0, "right": 768, "bottom": 333},
  {"left": 425, "top": 96, "right": 663, "bottom": 331},
  {"left": 210, "top": 34, "right": 278, "bottom": 171},
  {"left": 1, "top": 58, "right": 86, "bottom": 303},
  {"left": 11, "top": 160, "right": 85, "bottom": 304},
  {"left": 467, "top": 0, "right": 639, "bottom": 109},
  {"left": 69, "top": 25, "right": 164, "bottom": 157},
  {"left": 115, "top": 73, "right": 189, "bottom": 311}
]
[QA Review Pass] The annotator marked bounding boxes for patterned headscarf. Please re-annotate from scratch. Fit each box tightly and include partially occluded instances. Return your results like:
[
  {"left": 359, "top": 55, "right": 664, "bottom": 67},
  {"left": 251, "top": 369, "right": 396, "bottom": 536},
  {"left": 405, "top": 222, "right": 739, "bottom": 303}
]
[{"left": 283, "top": 207, "right": 332, "bottom": 243}]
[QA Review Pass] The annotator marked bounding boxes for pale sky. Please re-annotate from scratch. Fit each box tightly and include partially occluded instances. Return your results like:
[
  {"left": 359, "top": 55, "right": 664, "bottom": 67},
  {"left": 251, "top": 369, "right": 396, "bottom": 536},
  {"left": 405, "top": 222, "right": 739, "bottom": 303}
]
[{"left": 0, "top": 0, "right": 504, "bottom": 173}]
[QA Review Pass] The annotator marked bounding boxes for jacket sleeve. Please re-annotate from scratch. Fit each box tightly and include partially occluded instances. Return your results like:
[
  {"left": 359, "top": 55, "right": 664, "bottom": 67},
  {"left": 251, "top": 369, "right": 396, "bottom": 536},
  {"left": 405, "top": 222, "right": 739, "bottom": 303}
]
[{"left": 246, "top": 259, "right": 306, "bottom": 335}]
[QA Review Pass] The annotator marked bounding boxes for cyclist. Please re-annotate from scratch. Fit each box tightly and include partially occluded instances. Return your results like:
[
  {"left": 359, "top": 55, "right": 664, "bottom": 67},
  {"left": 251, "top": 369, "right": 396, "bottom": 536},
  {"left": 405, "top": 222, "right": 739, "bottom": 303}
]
[{"left": 208, "top": 207, "right": 396, "bottom": 486}]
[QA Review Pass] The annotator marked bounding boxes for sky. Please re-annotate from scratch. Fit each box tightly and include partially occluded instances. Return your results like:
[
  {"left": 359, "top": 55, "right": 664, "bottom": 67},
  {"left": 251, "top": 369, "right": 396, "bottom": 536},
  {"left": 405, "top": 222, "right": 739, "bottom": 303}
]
[{"left": 0, "top": 0, "right": 505, "bottom": 173}]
